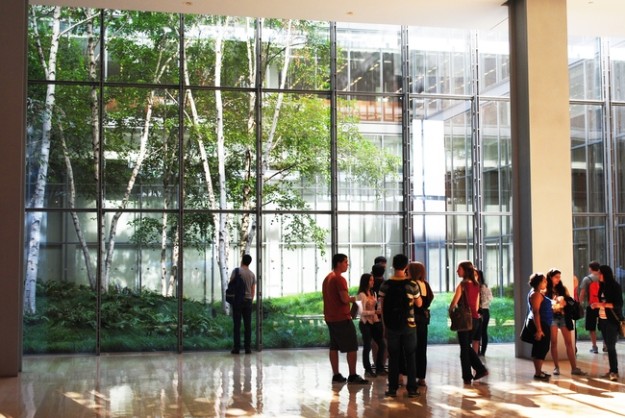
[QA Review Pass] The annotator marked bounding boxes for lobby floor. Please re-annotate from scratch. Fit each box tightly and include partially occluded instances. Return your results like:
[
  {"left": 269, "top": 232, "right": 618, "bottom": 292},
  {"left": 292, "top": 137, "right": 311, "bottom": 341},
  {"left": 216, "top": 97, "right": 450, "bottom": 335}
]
[{"left": 2, "top": 341, "right": 625, "bottom": 417}]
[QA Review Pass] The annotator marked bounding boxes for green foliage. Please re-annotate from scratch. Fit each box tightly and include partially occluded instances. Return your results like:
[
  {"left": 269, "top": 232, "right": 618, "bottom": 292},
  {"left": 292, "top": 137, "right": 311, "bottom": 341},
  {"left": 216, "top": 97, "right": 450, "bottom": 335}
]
[{"left": 24, "top": 282, "right": 531, "bottom": 353}]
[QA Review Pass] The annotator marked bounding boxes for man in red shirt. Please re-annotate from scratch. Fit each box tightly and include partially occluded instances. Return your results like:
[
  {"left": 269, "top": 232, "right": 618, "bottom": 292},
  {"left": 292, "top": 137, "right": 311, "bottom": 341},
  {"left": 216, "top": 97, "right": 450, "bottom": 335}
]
[{"left": 322, "top": 253, "right": 369, "bottom": 384}]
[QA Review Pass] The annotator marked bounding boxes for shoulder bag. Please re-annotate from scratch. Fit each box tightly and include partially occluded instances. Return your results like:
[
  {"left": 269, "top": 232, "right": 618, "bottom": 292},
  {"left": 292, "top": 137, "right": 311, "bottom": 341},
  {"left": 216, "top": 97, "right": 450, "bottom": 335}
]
[{"left": 449, "top": 284, "right": 473, "bottom": 332}]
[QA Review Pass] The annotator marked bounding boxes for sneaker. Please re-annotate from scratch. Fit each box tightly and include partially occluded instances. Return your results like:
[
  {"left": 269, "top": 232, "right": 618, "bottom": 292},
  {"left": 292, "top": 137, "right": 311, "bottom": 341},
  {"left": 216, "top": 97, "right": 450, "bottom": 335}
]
[
  {"left": 347, "top": 374, "right": 369, "bottom": 384},
  {"left": 377, "top": 370, "right": 388, "bottom": 377},
  {"left": 364, "top": 370, "right": 377, "bottom": 378},
  {"left": 407, "top": 389, "right": 420, "bottom": 398},
  {"left": 553, "top": 367, "right": 560, "bottom": 375},
  {"left": 245, "top": 349, "right": 252, "bottom": 354},
  {"left": 332, "top": 373, "right": 347, "bottom": 383},
  {"left": 571, "top": 367, "right": 587, "bottom": 376},
  {"left": 473, "top": 369, "right": 489, "bottom": 380},
  {"left": 590, "top": 346, "right": 599, "bottom": 354},
  {"left": 230, "top": 349, "right": 240, "bottom": 354},
  {"left": 418, "top": 379, "right": 427, "bottom": 387},
  {"left": 384, "top": 390, "right": 397, "bottom": 397},
  {"left": 610, "top": 372, "right": 619, "bottom": 382},
  {"left": 463, "top": 379, "right": 472, "bottom": 385}
]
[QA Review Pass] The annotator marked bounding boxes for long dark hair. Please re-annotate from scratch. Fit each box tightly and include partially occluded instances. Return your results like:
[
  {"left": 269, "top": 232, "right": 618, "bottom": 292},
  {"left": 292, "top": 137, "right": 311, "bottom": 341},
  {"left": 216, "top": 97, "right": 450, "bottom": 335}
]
[
  {"left": 599, "top": 265, "right": 616, "bottom": 283},
  {"left": 358, "top": 273, "right": 373, "bottom": 295},
  {"left": 546, "top": 268, "right": 565, "bottom": 297},
  {"left": 458, "top": 260, "right": 478, "bottom": 285},
  {"left": 406, "top": 262, "right": 426, "bottom": 282}
]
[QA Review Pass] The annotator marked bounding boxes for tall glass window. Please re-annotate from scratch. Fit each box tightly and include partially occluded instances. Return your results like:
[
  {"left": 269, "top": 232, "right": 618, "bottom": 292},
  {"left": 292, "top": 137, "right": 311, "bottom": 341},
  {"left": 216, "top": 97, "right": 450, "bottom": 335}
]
[{"left": 25, "top": 5, "right": 516, "bottom": 354}]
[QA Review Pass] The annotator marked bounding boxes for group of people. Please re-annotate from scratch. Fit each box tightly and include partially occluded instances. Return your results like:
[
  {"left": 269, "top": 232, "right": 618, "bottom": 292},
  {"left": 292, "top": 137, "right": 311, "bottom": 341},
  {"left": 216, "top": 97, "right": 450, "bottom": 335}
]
[
  {"left": 525, "top": 262, "right": 623, "bottom": 381},
  {"left": 322, "top": 253, "right": 494, "bottom": 397}
]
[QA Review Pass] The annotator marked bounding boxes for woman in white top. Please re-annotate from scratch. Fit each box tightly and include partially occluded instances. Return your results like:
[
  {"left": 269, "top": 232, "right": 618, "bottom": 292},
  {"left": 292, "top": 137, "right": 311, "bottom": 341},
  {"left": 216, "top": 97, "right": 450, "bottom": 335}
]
[
  {"left": 477, "top": 269, "right": 493, "bottom": 356},
  {"left": 358, "top": 273, "right": 386, "bottom": 378}
]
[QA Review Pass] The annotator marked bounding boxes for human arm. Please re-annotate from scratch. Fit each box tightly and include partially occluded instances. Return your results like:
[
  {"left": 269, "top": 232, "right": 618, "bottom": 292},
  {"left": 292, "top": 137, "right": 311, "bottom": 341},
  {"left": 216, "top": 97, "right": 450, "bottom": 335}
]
[
  {"left": 530, "top": 292, "right": 545, "bottom": 340},
  {"left": 449, "top": 283, "right": 462, "bottom": 311}
]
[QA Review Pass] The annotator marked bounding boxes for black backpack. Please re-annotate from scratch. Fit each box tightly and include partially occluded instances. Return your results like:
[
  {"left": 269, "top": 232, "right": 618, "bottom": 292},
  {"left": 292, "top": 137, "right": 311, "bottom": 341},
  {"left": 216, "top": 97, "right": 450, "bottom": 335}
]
[
  {"left": 225, "top": 268, "right": 246, "bottom": 306},
  {"left": 382, "top": 279, "right": 411, "bottom": 330}
]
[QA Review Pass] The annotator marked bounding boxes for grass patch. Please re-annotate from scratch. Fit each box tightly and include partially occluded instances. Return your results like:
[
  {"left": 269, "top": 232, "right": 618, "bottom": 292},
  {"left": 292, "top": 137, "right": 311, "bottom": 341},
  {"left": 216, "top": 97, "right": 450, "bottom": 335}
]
[{"left": 24, "top": 281, "right": 593, "bottom": 353}]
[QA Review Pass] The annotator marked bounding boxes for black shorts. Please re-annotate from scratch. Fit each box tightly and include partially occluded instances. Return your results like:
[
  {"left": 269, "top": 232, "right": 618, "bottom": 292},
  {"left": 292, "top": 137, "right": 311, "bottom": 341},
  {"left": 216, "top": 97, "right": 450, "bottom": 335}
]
[
  {"left": 326, "top": 319, "right": 358, "bottom": 353},
  {"left": 585, "top": 307, "right": 599, "bottom": 331},
  {"left": 531, "top": 322, "right": 551, "bottom": 360}
]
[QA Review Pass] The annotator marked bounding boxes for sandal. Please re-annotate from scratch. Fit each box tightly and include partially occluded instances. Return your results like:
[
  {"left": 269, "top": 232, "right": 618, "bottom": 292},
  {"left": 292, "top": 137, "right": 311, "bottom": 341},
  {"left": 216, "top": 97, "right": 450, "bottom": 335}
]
[{"left": 533, "top": 372, "right": 550, "bottom": 381}]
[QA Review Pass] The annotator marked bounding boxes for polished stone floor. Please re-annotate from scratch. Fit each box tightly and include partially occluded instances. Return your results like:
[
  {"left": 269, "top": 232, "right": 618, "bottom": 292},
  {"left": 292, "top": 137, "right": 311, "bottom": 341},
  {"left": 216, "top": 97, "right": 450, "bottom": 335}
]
[{"left": 2, "top": 341, "right": 625, "bottom": 417}]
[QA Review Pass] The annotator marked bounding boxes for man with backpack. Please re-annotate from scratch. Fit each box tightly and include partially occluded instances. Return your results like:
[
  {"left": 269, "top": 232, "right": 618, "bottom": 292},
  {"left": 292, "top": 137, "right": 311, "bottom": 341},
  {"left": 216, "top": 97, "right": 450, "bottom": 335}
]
[
  {"left": 230, "top": 254, "right": 256, "bottom": 354},
  {"left": 378, "top": 254, "right": 422, "bottom": 398},
  {"left": 579, "top": 261, "right": 601, "bottom": 353}
]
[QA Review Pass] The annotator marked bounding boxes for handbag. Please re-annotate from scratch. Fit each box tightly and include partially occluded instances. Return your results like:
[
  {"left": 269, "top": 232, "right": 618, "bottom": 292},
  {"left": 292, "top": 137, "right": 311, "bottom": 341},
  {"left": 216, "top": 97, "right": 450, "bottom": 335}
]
[
  {"left": 350, "top": 300, "right": 362, "bottom": 319},
  {"left": 449, "top": 284, "right": 473, "bottom": 332},
  {"left": 520, "top": 317, "right": 537, "bottom": 343},
  {"left": 609, "top": 309, "right": 625, "bottom": 338},
  {"left": 564, "top": 296, "right": 584, "bottom": 320}
]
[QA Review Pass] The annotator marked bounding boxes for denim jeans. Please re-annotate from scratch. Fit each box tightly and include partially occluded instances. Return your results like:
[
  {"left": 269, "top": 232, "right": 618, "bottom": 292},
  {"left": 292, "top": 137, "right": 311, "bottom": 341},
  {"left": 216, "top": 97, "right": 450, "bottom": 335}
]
[
  {"left": 359, "top": 321, "right": 385, "bottom": 372},
  {"left": 386, "top": 326, "right": 417, "bottom": 391},
  {"left": 599, "top": 319, "right": 619, "bottom": 373}
]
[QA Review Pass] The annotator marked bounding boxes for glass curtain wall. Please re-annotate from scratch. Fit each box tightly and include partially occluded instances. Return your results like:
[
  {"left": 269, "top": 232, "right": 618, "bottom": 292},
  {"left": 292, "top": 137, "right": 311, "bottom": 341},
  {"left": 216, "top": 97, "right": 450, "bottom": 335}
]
[{"left": 24, "top": 5, "right": 513, "bottom": 354}]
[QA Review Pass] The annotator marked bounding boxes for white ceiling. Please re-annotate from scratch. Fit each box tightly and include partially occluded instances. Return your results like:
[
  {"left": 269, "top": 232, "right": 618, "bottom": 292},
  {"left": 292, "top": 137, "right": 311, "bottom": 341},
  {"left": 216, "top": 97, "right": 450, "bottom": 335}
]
[{"left": 31, "top": 0, "right": 625, "bottom": 38}]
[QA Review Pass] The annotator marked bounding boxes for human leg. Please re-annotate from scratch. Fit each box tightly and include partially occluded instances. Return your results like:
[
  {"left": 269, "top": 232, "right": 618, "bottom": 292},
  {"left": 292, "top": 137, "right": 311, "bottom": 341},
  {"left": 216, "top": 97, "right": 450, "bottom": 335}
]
[
  {"left": 242, "top": 299, "right": 253, "bottom": 352},
  {"left": 329, "top": 349, "right": 340, "bottom": 375},
  {"left": 232, "top": 305, "right": 243, "bottom": 352},
  {"left": 550, "top": 324, "right": 560, "bottom": 372},
  {"left": 386, "top": 329, "right": 400, "bottom": 392},
  {"left": 371, "top": 322, "right": 386, "bottom": 373},
  {"left": 601, "top": 320, "right": 619, "bottom": 374},
  {"left": 457, "top": 330, "right": 473, "bottom": 383},
  {"left": 559, "top": 326, "right": 578, "bottom": 370},
  {"left": 402, "top": 329, "right": 418, "bottom": 391},
  {"left": 415, "top": 323, "right": 428, "bottom": 380},
  {"left": 480, "top": 309, "right": 490, "bottom": 355},
  {"left": 358, "top": 321, "right": 373, "bottom": 373}
]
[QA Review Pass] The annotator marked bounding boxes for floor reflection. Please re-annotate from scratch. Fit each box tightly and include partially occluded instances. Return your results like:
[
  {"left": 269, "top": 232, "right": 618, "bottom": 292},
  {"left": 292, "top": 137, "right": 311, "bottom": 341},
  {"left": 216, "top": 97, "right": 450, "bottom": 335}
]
[{"left": 3, "top": 342, "right": 625, "bottom": 417}]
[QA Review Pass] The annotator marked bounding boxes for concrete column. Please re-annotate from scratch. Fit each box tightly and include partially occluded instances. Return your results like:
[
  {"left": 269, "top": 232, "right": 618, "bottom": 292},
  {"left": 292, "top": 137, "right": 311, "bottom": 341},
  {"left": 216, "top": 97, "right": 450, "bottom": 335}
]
[
  {"left": 0, "top": 0, "right": 26, "bottom": 377},
  {"left": 509, "top": 0, "right": 574, "bottom": 360}
]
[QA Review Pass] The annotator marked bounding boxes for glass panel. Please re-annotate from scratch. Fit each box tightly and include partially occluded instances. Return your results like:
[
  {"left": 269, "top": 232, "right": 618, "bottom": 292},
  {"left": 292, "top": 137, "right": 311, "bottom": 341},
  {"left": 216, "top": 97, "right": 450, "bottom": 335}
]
[
  {"left": 481, "top": 100, "right": 512, "bottom": 212},
  {"left": 185, "top": 16, "right": 255, "bottom": 88},
  {"left": 23, "top": 211, "right": 97, "bottom": 353},
  {"left": 573, "top": 216, "right": 607, "bottom": 279},
  {"left": 262, "top": 20, "right": 331, "bottom": 90},
  {"left": 408, "top": 27, "right": 472, "bottom": 95},
  {"left": 337, "top": 214, "right": 403, "bottom": 283},
  {"left": 183, "top": 213, "right": 257, "bottom": 351},
  {"left": 482, "top": 215, "right": 513, "bottom": 296},
  {"left": 28, "top": 6, "right": 101, "bottom": 82},
  {"left": 609, "top": 39, "right": 625, "bottom": 101},
  {"left": 411, "top": 98, "right": 474, "bottom": 212},
  {"left": 478, "top": 30, "right": 510, "bottom": 95},
  {"left": 101, "top": 211, "right": 179, "bottom": 352},
  {"left": 616, "top": 217, "right": 625, "bottom": 281},
  {"left": 336, "top": 23, "right": 402, "bottom": 93},
  {"left": 337, "top": 97, "right": 403, "bottom": 211},
  {"left": 183, "top": 90, "right": 256, "bottom": 209},
  {"left": 103, "top": 87, "right": 180, "bottom": 209},
  {"left": 261, "top": 213, "right": 330, "bottom": 349},
  {"left": 261, "top": 92, "right": 330, "bottom": 207},
  {"left": 411, "top": 214, "right": 474, "bottom": 293},
  {"left": 26, "top": 84, "right": 98, "bottom": 209},
  {"left": 105, "top": 10, "right": 179, "bottom": 85},
  {"left": 570, "top": 104, "right": 604, "bottom": 213},
  {"left": 614, "top": 105, "right": 625, "bottom": 212},
  {"left": 568, "top": 37, "right": 602, "bottom": 100}
]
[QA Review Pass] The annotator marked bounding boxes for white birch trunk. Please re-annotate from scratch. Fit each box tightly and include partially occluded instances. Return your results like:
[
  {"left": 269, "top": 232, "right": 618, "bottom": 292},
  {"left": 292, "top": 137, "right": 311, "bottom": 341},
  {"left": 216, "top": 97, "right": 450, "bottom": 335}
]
[
  {"left": 24, "top": 6, "right": 62, "bottom": 314},
  {"left": 214, "top": 18, "right": 231, "bottom": 310}
]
